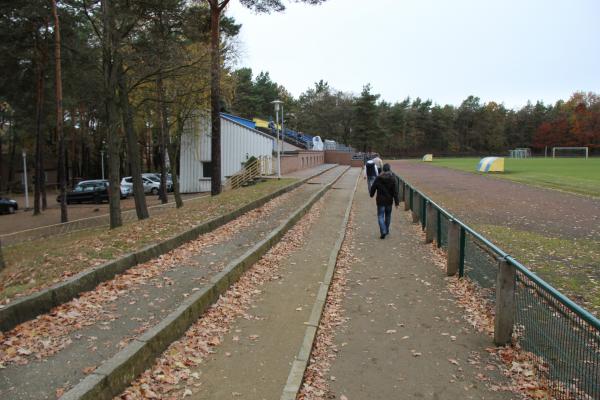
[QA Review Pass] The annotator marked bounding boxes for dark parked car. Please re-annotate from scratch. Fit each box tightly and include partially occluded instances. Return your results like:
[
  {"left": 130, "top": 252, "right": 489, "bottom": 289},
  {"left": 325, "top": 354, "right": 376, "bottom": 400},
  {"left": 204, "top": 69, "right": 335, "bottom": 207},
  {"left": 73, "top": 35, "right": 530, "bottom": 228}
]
[
  {"left": 0, "top": 197, "right": 18, "bottom": 214},
  {"left": 59, "top": 180, "right": 109, "bottom": 204}
]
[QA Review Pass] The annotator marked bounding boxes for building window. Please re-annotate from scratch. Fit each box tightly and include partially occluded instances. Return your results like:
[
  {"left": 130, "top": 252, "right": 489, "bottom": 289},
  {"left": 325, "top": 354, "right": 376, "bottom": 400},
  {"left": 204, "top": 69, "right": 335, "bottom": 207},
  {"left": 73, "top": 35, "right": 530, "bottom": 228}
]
[{"left": 202, "top": 162, "right": 212, "bottom": 178}]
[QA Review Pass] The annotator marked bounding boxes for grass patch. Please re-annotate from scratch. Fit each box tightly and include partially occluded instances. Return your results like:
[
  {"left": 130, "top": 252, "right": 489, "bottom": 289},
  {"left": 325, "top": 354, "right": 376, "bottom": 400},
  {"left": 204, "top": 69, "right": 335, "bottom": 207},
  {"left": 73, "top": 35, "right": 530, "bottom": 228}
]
[
  {"left": 475, "top": 224, "right": 600, "bottom": 316},
  {"left": 421, "top": 157, "right": 600, "bottom": 197},
  {"left": 0, "top": 179, "right": 296, "bottom": 302}
]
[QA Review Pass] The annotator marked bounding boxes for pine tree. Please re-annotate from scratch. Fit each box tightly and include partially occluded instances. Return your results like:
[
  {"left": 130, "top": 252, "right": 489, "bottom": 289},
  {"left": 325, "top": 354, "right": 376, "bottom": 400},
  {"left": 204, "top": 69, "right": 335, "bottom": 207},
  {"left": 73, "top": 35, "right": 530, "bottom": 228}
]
[{"left": 352, "top": 84, "right": 380, "bottom": 152}]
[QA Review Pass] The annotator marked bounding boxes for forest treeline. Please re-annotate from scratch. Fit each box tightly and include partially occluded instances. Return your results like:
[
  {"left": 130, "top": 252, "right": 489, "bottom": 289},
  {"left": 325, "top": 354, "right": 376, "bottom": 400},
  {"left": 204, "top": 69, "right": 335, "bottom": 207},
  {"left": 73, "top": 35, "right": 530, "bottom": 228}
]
[
  {"left": 226, "top": 75, "right": 600, "bottom": 156},
  {"left": 0, "top": 0, "right": 325, "bottom": 227},
  {"left": 0, "top": 0, "right": 598, "bottom": 221},
  {"left": 0, "top": 0, "right": 244, "bottom": 223}
]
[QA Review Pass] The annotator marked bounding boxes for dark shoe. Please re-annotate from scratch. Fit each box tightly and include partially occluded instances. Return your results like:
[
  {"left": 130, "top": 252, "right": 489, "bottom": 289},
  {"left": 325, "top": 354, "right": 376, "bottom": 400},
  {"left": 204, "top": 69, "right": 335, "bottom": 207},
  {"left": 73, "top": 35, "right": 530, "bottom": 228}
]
[{"left": 380, "top": 234, "right": 386, "bottom": 239}]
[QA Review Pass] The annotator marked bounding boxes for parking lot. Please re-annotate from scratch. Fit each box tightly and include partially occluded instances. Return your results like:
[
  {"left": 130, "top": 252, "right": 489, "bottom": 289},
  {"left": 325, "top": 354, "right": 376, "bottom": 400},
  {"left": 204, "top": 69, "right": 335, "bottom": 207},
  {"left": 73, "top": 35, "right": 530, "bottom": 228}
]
[{"left": 0, "top": 190, "right": 204, "bottom": 236}]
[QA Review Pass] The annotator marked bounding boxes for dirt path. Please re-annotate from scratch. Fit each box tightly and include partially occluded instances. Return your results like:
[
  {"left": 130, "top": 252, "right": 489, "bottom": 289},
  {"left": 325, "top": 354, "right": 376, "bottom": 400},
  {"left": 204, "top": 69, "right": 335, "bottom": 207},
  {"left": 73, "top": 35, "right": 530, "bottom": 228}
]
[
  {"left": 388, "top": 160, "right": 600, "bottom": 315},
  {"left": 327, "top": 182, "right": 514, "bottom": 400},
  {"left": 389, "top": 160, "right": 600, "bottom": 240}
]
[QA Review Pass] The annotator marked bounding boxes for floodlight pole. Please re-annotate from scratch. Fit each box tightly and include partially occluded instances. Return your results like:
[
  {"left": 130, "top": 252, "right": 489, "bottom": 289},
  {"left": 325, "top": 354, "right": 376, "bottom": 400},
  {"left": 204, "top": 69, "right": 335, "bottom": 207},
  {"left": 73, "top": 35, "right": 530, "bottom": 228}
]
[
  {"left": 100, "top": 149, "right": 105, "bottom": 180},
  {"left": 22, "top": 150, "right": 29, "bottom": 210},
  {"left": 271, "top": 100, "right": 283, "bottom": 179}
]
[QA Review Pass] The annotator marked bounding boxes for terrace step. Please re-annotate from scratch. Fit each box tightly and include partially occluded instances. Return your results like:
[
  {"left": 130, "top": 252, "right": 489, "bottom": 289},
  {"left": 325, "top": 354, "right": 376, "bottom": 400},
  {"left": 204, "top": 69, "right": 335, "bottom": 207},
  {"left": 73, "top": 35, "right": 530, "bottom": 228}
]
[{"left": 0, "top": 166, "right": 349, "bottom": 400}]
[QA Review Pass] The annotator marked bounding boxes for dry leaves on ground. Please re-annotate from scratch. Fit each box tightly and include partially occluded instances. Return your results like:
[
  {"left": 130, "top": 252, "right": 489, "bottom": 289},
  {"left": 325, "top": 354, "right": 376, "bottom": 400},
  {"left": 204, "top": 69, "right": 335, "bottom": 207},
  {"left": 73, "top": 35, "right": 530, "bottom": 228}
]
[
  {"left": 0, "top": 190, "right": 295, "bottom": 367},
  {"left": 416, "top": 224, "right": 554, "bottom": 400},
  {"left": 117, "top": 197, "right": 325, "bottom": 399},
  {"left": 298, "top": 211, "right": 356, "bottom": 400}
]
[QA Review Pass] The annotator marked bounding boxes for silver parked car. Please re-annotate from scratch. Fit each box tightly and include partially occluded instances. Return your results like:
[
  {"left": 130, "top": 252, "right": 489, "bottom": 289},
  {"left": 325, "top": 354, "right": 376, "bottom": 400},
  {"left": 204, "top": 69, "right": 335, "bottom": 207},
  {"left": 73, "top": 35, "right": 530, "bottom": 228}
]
[
  {"left": 143, "top": 173, "right": 173, "bottom": 192},
  {"left": 121, "top": 176, "right": 160, "bottom": 195}
]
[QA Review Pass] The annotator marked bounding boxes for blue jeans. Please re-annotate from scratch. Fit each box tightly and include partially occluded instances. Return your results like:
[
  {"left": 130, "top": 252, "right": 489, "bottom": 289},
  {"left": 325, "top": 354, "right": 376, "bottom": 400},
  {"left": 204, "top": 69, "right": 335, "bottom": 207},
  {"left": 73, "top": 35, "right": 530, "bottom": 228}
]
[
  {"left": 367, "top": 176, "right": 376, "bottom": 193},
  {"left": 377, "top": 205, "right": 393, "bottom": 236}
]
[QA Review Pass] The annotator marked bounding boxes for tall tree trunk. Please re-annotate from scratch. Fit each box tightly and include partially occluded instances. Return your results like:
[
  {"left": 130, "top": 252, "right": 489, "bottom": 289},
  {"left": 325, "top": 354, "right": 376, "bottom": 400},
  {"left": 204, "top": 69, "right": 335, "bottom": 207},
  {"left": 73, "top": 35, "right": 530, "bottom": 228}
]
[
  {"left": 169, "top": 120, "right": 184, "bottom": 208},
  {"left": 33, "top": 29, "right": 46, "bottom": 216},
  {"left": 156, "top": 76, "right": 168, "bottom": 204},
  {"left": 117, "top": 61, "right": 148, "bottom": 219},
  {"left": 41, "top": 146, "right": 47, "bottom": 210},
  {"left": 209, "top": 2, "right": 225, "bottom": 196},
  {"left": 102, "top": 0, "right": 122, "bottom": 228},
  {"left": 52, "top": 0, "right": 67, "bottom": 222},
  {"left": 0, "top": 117, "right": 4, "bottom": 192}
]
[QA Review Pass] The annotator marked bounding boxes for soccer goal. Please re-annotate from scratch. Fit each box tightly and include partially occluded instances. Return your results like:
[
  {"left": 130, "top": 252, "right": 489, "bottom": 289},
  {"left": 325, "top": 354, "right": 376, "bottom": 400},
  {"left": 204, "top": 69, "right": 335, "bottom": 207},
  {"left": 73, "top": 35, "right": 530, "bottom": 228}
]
[
  {"left": 552, "top": 147, "right": 589, "bottom": 159},
  {"left": 509, "top": 148, "right": 531, "bottom": 158}
]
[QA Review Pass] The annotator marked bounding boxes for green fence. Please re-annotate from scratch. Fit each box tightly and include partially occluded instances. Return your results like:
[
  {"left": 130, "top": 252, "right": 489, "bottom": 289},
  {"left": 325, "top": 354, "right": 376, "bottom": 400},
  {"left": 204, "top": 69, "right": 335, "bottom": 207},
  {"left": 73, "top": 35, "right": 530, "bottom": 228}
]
[{"left": 399, "top": 176, "right": 600, "bottom": 400}]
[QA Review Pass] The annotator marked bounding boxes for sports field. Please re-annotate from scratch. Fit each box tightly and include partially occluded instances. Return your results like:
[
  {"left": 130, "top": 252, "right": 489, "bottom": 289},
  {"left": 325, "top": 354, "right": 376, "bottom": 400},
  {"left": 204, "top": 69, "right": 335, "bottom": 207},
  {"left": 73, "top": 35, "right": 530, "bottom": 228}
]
[
  {"left": 425, "top": 157, "right": 600, "bottom": 197},
  {"left": 391, "top": 159, "right": 600, "bottom": 315}
]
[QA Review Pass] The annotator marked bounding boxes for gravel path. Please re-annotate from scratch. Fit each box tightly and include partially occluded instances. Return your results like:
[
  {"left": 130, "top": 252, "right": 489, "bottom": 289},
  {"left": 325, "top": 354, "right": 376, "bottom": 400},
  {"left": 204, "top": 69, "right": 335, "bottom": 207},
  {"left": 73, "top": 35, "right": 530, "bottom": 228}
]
[
  {"left": 389, "top": 160, "right": 600, "bottom": 240},
  {"left": 388, "top": 160, "right": 600, "bottom": 315}
]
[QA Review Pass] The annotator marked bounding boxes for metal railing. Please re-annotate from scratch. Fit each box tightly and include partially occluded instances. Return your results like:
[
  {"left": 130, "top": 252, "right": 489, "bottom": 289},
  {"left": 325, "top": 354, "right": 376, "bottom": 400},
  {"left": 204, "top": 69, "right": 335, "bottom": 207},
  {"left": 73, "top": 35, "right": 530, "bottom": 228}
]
[
  {"left": 224, "top": 156, "right": 273, "bottom": 191},
  {"left": 398, "top": 175, "right": 600, "bottom": 400}
]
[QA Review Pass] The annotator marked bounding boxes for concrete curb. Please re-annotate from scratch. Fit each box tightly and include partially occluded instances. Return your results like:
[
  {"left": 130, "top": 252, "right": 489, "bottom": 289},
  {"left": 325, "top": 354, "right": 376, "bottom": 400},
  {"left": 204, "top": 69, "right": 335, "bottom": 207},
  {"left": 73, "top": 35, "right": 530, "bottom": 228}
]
[
  {"left": 59, "top": 166, "right": 350, "bottom": 400},
  {"left": 0, "top": 165, "right": 338, "bottom": 333},
  {"left": 281, "top": 169, "right": 360, "bottom": 400}
]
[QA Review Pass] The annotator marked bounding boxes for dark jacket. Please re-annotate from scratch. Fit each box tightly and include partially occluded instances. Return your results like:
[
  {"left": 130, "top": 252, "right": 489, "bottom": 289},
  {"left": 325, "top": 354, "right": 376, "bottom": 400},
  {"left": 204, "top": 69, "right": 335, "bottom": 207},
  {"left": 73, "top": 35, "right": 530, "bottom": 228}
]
[
  {"left": 365, "top": 161, "right": 378, "bottom": 177},
  {"left": 369, "top": 172, "right": 399, "bottom": 206},
  {"left": 392, "top": 172, "right": 401, "bottom": 201}
]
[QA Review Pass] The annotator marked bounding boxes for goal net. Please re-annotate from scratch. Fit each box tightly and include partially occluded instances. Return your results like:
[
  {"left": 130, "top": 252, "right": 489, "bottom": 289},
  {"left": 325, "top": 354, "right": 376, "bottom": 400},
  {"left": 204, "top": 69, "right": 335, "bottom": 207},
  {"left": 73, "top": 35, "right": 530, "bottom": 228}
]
[
  {"left": 509, "top": 148, "right": 531, "bottom": 158},
  {"left": 552, "top": 147, "right": 589, "bottom": 159}
]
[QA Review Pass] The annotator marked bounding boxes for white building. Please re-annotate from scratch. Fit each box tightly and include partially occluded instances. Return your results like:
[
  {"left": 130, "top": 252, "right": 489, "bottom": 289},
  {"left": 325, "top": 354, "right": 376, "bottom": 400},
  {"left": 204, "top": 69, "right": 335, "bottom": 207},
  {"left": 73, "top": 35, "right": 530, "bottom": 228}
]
[{"left": 179, "top": 112, "right": 274, "bottom": 193}]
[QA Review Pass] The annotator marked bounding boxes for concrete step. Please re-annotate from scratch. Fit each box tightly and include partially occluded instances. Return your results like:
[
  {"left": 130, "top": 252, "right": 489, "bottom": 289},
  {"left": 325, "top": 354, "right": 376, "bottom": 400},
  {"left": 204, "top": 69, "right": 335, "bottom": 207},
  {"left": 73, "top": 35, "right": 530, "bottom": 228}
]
[{"left": 0, "top": 166, "right": 350, "bottom": 400}]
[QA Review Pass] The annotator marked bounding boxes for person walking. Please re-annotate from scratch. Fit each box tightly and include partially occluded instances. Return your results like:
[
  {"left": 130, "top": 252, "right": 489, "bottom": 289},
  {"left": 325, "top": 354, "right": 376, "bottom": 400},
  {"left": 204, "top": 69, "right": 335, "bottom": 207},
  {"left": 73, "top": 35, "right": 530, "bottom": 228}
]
[
  {"left": 363, "top": 159, "right": 379, "bottom": 193},
  {"left": 372, "top": 153, "right": 383, "bottom": 171},
  {"left": 369, "top": 163, "right": 400, "bottom": 239}
]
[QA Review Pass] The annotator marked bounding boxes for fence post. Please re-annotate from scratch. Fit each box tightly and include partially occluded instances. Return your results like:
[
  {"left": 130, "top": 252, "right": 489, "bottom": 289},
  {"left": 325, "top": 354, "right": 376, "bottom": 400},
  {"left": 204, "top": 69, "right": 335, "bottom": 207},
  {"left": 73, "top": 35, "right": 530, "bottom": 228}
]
[
  {"left": 436, "top": 209, "right": 442, "bottom": 247},
  {"left": 459, "top": 227, "right": 466, "bottom": 277},
  {"left": 404, "top": 184, "right": 410, "bottom": 211},
  {"left": 446, "top": 220, "right": 460, "bottom": 276},
  {"left": 399, "top": 179, "right": 404, "bottom": 201},
  {"left": 421, "top": 197, "right": 427, "bottom": 229},
  {"left": 425, "top": 202, "right": 437, "bottom": 244},
  {"left": 411, "top": 191, "right": 420, "bottom": 223},
  {"left": 494, "top": 258, "right": 516, "bottom": 346}
]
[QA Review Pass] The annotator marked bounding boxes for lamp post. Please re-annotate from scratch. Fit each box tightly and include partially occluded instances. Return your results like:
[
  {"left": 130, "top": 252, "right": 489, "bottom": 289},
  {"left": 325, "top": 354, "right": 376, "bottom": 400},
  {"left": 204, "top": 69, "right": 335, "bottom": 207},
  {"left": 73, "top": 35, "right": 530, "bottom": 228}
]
[
  {"left": 271, "top": 100, "right": 283, "bottom": 179},
  {"left": 100, "top": 140, "right": 105, "bottom": 180},
  {"left": 280, "top": 103, "right": 284, "bottom": 154},
  {"left": 22, "top": 150, "right": 29, "bottom": 210}
]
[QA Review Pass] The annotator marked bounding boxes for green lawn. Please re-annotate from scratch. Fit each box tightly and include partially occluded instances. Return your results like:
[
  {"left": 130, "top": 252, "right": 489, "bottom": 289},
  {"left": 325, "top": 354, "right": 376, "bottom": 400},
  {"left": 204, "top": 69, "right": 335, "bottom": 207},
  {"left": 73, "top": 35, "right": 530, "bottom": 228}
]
[{"left": 425, "top": 157, "right": 600, "bottom": 197}]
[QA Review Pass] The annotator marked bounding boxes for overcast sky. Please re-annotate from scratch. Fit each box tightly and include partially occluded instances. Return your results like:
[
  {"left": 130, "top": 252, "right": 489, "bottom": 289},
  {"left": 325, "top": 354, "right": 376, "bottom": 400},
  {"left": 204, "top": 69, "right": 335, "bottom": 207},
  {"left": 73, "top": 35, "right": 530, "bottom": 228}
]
[{"left": 226, "top": 0, "right": 600, "bottom": 109}]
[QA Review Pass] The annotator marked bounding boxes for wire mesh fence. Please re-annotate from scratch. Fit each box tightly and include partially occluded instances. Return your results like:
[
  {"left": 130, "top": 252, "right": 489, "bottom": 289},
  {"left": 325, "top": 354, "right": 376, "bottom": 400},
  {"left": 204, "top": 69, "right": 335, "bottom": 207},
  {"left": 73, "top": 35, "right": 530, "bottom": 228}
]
[
  {"left": 397, "top": 176, "right": 600, "bottom": 400},
  {"left": 463, "top": 232, "right": 497, "bottom": 299},
  {"left": 515, "top": 270, "right": 600, "bottom": 399}
]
